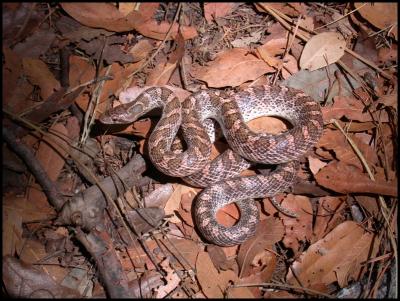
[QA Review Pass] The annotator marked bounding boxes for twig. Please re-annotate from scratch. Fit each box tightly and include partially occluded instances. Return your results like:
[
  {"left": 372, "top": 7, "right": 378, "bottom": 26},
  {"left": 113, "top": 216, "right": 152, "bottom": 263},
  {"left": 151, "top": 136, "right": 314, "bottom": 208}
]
[
  {"left": 80, "top": 65, "right": 112, "bottom": 145},
  {"left": 3, "top": 127, "right": 64, "bottom": 210},
  {"left": 332, "top": 119, "right": 397, "bottom": 292},
  {"left": 230, "top": 282, "right": 334, "bottom": 298},
  {"left": 272, "top": 14, "right": 302, "bottom": 85},
  {"left": 314, "top": 3, "right": 367, "bottom": 30},
  {"left": 10, "top": 3, "right": 36, "bottom": 47}
]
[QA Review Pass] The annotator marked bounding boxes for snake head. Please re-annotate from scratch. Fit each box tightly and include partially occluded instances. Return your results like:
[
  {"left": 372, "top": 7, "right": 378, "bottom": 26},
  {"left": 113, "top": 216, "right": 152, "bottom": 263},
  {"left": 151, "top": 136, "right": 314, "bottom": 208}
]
[{"left": 99, "top": 103, "right": 143, "bottom": 124}]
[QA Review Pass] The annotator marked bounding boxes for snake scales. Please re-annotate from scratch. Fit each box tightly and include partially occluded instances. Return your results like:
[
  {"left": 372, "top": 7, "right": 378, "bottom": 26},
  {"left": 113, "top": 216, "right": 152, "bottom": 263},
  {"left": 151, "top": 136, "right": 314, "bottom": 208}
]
[{"left": 100, "top": 85, "right": 323, "bottom": 246}]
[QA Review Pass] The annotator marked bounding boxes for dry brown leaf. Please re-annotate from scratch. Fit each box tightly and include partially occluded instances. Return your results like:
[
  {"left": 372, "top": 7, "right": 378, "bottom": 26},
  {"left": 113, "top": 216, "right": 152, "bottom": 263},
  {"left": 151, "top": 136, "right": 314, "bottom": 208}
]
[
  {"left": 246, "top": 116, "right": 289, "bottom": 135},
  {"left": 73, "top": 61, "right": 139, "bottom": 117},
  {"left": 377, "top": 92, "right": 397, "bottom": 110},
  {"left": 204, "top": 3, "right": 238, "bottom": 23},
  {"left": 315, "top": 161, "right": 397, "bottom": 196},
  {"left": 237, "top": 217, "right": 284, "bottom": 278},
  {"left": 353, "top": 195, "right": 379, "bottom": 216},
  {"left": 196, "top": 251, "right": 254, "bottom": 298},
  {"left": 37, "top": 123, "right": 69, "bottom": 182},
  {"left": 146, "top": 33, "right": 185, "bottom": 85},
  {"left": 13, "top": 28, "right": 56, "bottom": 59},
  {"left": 191, "top": 48, "right": 274, "bottom": 87},
  {"left": 281, "top": 54, "right": 299, "bottom": 79},
  {"left": 135, "top": 19, "right": 198, "bottom": 41},
  {"left": 3, "top": 47, "right": 23, "bottom": 101},
  {"left": 61, "top": 3, "right": 134, "bottom": 32},
  {"left": 118, "top": 3, "right": 159, "bottom": 20},
  {"left": 322, "top": 95, "right": 389, "bottom": 122},
  {"left": 22, "top": 58, "right": 61, "bottom": 100},
  {"left": 378, "top": 45, "right": 397, "bottom": 64},
  {"left": 3, "top": 47, "right": 37, "bottom": 115},
  {"left": 317, "top": 129, "right": 379, "bottom": 170},
  {"left": 137, "top": 3, "right": 160, "bottom": 20},
  {"left": 256, "top": 38, "right": 287, "bottom": 68},
  {"left": 129, "top": 39, "right": 155, "bottom": 62},
  {"left": 69, "top": 55, "right": 95, "bottom": 87},
  {"left": 219, "top": 270, "right": 255, "bottom": 298},
  {"left": 311, "top": 196, "right": 346, "bottom": 243},
  {"left": 281, "top": 194, "right": 313, "bottom": 252},
  {"left": 216, "top": 203, "right": 240, "bottom": 227},
  {"left": 287, "top": 221, "right": 379, "bottom": 289},
  {"left": 354, "top": 3, "right": 398, "bottom": 40},
  {"left": 178, "top": 189, "right": 197, "bottom": 227},
  {"left": 300, "top": 32, "right": 346, "bottom": 71},
  {"left": 165, "top": 183, "right": 200, "bottom": 224},
  {"left": 263, "top": 22, "right": 288, "bottom": 44},
  {"left": 297, "top": 16, "right": 314, "bottom": 39},
  {"left": 61, "top": 3, "right": 197, "bottom": 40},
  {"left": 3, "top": 196, "right": 24, "bottom": 256},
  {"left": 196, "top": 251, "right": 226, "bottom": 298}
]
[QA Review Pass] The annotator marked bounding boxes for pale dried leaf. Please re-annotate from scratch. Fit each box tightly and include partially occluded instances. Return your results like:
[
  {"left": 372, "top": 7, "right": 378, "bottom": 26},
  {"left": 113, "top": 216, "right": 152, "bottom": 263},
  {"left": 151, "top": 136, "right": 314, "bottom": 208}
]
[
  {"left": 283, "top": 65, "right": 361, "bottom": 103},
  {"left": 155, "top": 258, "right": 181, "bottom": 298},
  {"left": 308, "top": 156, "right": 328, "bottom": 175},
  {"left": 300, "top": 32, "right": 346, "bottom": 71}
]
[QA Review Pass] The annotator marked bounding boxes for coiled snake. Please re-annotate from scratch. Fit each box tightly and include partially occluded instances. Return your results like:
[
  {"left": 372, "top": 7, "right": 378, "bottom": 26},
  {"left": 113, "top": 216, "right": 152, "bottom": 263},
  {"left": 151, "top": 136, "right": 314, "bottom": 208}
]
[{"left": 100, "top": 85, "right": 323, "bottom": 246}]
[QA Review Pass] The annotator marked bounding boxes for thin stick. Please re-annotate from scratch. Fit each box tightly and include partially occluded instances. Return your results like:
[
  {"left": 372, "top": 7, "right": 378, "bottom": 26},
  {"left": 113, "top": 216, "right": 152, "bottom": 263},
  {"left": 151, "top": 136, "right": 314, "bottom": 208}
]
[
  {"left": 231, "top": 282, "right": 334, "bottom": 298},
  {"left": 332, "top": 119, "right": 397, "bottom": 292},
  {"left": 314, "top": 3, "right": 367, "bottom": 30}
]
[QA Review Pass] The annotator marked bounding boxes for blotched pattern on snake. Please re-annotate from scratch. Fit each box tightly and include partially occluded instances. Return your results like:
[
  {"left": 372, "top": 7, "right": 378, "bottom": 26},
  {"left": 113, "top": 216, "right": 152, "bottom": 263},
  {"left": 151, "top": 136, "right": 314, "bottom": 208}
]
[{"left": 100, "top": 85, "right": 323, "bottom": 246}]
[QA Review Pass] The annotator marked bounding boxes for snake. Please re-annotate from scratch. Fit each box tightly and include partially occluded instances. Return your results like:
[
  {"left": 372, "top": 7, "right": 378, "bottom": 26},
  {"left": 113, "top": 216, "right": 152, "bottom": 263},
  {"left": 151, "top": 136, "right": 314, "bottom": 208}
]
[{"left": 100, "top": 85, "right": 323, "bottom": 246}]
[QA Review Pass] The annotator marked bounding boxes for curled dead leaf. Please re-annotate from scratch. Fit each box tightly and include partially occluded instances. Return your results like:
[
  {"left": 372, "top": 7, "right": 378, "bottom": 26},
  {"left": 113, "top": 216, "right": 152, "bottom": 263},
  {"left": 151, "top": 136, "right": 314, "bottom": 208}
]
[{"left": 315, "top": 161, "right": 397, "bottom": 196}]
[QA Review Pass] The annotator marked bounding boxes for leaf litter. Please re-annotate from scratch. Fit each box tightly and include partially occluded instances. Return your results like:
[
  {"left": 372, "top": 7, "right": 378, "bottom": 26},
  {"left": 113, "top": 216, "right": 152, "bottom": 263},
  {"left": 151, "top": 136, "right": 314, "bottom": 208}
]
[{"left": 2, "top": 2, "right": 397, "bottom": 299}]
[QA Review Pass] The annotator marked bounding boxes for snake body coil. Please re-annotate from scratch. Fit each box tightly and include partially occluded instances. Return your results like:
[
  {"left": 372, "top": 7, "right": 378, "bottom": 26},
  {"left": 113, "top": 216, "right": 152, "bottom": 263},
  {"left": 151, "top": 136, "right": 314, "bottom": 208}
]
[{"left": 100, "top": 85, "right": 323, "bottom": 246}]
